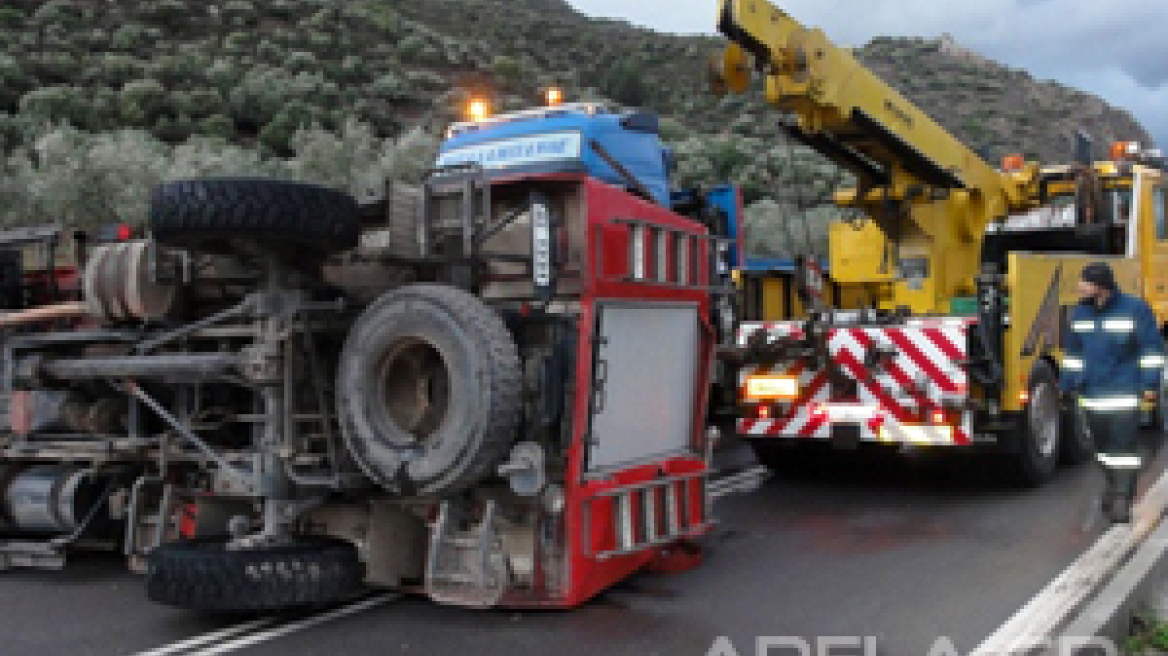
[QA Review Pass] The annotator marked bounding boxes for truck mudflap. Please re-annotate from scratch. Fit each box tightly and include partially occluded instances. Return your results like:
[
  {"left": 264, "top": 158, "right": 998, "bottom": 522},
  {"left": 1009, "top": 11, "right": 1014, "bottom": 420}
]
[{"left": 736, "top": 318, "right": 975, "bottom": 445}]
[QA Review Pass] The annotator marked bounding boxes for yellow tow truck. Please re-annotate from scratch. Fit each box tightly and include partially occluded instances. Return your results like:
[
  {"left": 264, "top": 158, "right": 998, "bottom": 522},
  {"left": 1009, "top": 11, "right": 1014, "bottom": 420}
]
[{"left": 714, "top": 0, "right": 1168, "bottom": 483}]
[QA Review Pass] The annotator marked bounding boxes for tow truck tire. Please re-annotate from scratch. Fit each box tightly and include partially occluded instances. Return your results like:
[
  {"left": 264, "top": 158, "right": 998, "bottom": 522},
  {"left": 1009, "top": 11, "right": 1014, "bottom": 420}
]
[
  {"left": 336, "top": 284, "right": 521, "bottom": 497},
  {"left": 1011, "top": 361, "right": 1061, "bottom": 486},
  {"left": 749, "top": 440, "right": 787, "bottom": 472},
  {"left": 150, "top": 178, "right": 360, "bottom": 254},
  {"left": 1059, "top": 396, "right": 1094, "bottom": 465},
  {"left": 145, "top": 537, "right": 363, "bottom": 613},
  {"left": 1157, "top": 375, "right": 1168, "bottom": 436}
]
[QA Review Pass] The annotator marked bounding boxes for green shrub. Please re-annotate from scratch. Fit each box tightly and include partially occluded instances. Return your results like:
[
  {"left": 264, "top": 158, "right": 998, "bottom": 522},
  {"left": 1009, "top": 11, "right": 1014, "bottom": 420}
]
[
  {"left": 33, "top": 0, "right": 83, "bottom": 28},
  {"left": 268, "top": 0, "right": 300, "bottom": 20},
  {"left": 257, "top": 40, "right": 284, "bottom": 61},
  {"left": 205, "top": 58, "right": 237, "bottom": 89},
  {"left": 286, "top": 51, "right": 317, "bottom": 72},
  {"left": 173, "top": 88, "right": 226, "bottom": 119},
  {"left": 111, "top": 23, "right": 151, "bottom": 51},
  {"left": 18, "top": 85, "right": 90, "bottom": 125},
  {"left": 146, "top": 0, "right": 189, "bottom": 27},
  {"left": 149, "top": 54, "right": 205, "bottom": 86},
  {"left": 260, "top": 100, "right": 318, "bottom": 152},
  {"left": 224, "top": 31, "right": 253, "bottom": 53},
  {"left": 26, "top": 52, "right": 79, "bottom": 82},
  {"left": 198, "top": 114, "right": 236, "bottom": 139},
  {"left": 0, "top": 7, "right": 26, "bottom": 27},
  {"left": 80, "top": 53, "right": 145, "bottom": 86},
  {"left": 119, "top": 79, "right": 169, "bottom": 127},
  {"left": 0, "top": 55, "right": 29, "bottom": 106},
  {"left": 397, "top": 34, "right": 425, "bottom": 60},
  {"left": 223, "top": 1, "right": 259, "bottom": 27},
  {"left": 599, "top": 61, "right": 648, "bottom": 106}
]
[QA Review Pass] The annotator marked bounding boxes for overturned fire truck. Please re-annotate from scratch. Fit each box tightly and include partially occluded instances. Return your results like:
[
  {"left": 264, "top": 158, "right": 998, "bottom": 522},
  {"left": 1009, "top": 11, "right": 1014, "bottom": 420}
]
[{"left": 0, "top": 102, "right": 734, "bottom": 611}]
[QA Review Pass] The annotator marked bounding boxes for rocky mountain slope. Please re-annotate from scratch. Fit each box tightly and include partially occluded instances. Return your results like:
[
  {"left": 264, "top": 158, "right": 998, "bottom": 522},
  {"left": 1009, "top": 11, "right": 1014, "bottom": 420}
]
[{"left": 0, "top": 0, "right": 1152, "bottom": 256}]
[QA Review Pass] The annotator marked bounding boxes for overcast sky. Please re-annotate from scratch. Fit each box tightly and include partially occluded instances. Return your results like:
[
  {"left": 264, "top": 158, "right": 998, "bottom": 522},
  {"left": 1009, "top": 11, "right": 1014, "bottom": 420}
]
[{"left": 567, "top": 0, "right": 1168, "bottom": 150}]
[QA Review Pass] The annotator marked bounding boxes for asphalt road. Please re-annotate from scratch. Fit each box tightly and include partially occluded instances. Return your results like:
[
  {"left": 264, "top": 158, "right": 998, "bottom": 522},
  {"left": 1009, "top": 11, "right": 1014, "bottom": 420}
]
[{"left": 5, "top": 433, "right": 1166, "bottom": 656}]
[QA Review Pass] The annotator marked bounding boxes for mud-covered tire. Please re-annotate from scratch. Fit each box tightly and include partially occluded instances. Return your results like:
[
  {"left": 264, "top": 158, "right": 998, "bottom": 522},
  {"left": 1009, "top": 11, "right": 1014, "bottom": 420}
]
[
  {"left": 145, "top": 537, "right": 363, "bottom": 613},
  {"left": 336, "top": 284, "right": 521, "bottom": 497},
  {"left": 150, "top": 178, "right": 360, "bottom": 254},
  {"left": 1011, "top": 361, "right": 1061, "bottom": 486}
]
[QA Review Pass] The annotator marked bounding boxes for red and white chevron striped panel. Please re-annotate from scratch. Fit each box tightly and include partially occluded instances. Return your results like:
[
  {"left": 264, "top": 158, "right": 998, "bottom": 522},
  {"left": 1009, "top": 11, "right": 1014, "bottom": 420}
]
[{"left": 737, "top": 319, "right": 973, "bottom": 445}]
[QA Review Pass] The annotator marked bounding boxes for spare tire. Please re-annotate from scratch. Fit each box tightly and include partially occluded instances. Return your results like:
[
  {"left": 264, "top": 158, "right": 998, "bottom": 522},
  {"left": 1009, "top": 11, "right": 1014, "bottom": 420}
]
[
  {"left": 150, "top": 178, "right": 360, "bottom": 254},
  {"left": 146, "top": 536, "right": 363, "bottom": 613},
  {"left": 336, "top": 284, "right": 521, "bottom": 496}
]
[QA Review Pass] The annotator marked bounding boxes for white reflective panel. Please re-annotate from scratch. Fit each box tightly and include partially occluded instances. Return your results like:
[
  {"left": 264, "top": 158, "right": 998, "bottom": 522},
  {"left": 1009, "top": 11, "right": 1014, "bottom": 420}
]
[
  {"left": 1071, "top": 321, "right": 1095, "bottom": 333},
  {"left": 1141, "top": 355, "right": 1166, "bottom": 368},
  {"left": 630, "top": 225, "right": 646, "bottom": 280},
  {"left": 1103, "top": 319, "right": 1135, "bottom": 333},
  {"left": 878, "top": 424, "right": 955, "bottom": 445},
  {"left": 824, "top": 403, "right": 879, "bottom": 422},
  {"left": 1079, "top": 396, "right": 1140, "bottom": 410},
  {"left": 655, "top": 229, "right": 670, "bottom": 282},
  {"left": 616, "top": 492, "right": 636, "bottom": 551},
  {"left": 531, "top": 202, "right": 553, "bottom": 287},
  {"left": 1062, "top": 357, "right": 1084, "bottom": 371},
  {"left": 1097, "top": 454, "right": 1143, "bottom": 469}
]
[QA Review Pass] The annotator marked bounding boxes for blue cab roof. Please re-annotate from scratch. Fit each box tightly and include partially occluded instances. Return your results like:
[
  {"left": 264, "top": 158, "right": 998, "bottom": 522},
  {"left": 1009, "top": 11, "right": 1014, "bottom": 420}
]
[{"left": 437, "top": 104, "right": 671, "bottom": 206}]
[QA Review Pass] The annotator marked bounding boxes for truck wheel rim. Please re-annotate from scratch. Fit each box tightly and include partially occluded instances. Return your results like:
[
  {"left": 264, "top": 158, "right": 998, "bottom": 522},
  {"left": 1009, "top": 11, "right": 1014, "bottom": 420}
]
[
  {"left": 377, "top": 338, "right": 451, "bottom": 442},
  {"left": 1029, "top": 382, "right": 1058, "bottom": 458}
]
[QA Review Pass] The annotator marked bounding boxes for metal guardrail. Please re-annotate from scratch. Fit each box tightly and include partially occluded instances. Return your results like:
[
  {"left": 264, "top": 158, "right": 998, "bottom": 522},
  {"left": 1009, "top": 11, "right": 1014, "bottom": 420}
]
[{"left": 971, "top": 468, "right": 1168, "bottom": 655}]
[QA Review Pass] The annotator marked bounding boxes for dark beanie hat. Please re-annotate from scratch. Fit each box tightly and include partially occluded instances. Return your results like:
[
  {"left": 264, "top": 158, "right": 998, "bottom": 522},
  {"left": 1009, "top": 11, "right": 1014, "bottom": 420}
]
[{"left": 1081, "top": 262, "right": 1117, "bottom": 291}]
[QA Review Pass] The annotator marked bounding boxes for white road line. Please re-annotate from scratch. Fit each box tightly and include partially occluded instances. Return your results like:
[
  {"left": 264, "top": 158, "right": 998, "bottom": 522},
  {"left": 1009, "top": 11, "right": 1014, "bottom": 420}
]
[
  {"left": 125, "top": 593, "right": 397, "bottom": 656},
  {"left": 708, "top": 465, "right": 768, "bottom": 492},
  {"left": 709, "top": 465, "right": 769, "bottom": 499},
  {"left": 971, "top": 466, "right": 1168, "bottom": 656},
  {"left": 129, "top": 618, "right": 280, "bottom": 656},
  {"left": 184, "top": 593, "right": 398, "bottom": 656}
]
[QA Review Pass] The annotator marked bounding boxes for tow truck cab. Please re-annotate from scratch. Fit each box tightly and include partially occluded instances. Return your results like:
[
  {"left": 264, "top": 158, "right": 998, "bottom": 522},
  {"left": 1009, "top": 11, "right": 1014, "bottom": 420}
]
[{"left": 410, "top": 103, "right": 739, "bottom": 605}]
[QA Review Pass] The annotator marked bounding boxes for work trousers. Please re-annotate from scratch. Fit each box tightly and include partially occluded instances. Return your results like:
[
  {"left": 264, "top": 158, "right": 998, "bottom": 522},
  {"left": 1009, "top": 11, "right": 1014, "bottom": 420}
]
[{"left": 1081, "top": 405, "right": 1142, "bottom": 479}]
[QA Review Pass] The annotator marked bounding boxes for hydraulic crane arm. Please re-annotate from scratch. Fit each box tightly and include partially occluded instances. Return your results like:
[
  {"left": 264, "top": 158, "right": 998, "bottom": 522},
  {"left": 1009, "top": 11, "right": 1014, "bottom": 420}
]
[{"left": 713, "top": 0, "right": 1040, "bottom": 246}]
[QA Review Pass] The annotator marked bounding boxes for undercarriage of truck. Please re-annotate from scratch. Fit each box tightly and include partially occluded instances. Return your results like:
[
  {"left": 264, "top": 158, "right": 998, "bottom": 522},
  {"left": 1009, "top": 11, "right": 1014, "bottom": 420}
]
[{"left": 0, "top": 165, "right": 720, "bottom": 612}]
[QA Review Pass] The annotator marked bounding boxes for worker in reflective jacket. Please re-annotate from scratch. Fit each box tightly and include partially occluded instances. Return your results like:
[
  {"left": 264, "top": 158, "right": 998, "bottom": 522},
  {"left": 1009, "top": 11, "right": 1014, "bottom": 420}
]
[{"left": 1060, "top": 262, "right": 1165, "bottom": 523}]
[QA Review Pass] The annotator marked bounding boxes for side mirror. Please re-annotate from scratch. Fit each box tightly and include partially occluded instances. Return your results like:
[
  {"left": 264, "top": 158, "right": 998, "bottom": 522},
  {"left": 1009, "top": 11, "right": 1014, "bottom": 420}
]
[
  {"left": 620, "top": 111, "right": 659, "bottom": 134},
  {"left": 662, "top": 147, "right": 677, "bottom": 175}
]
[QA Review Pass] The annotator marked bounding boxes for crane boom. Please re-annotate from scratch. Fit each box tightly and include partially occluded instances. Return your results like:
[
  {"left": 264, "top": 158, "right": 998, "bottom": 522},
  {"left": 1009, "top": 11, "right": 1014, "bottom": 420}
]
[{"left": 715, "top": 0, "right": 1042, "bottom": 309}]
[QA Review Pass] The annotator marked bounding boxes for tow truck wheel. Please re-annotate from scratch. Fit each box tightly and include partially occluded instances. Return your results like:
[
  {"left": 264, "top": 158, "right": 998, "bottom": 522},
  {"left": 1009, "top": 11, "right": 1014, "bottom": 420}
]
[
  {"left": 146, "top": 537, "right": 364, "bottom": 613},
  {"left": 1011, "top": 361, "right": 1061, "bottom": 486},
  {"left": 1158, "top": 375, "right": 1168, "bottom": 435},
  {"left": 336, "top": 284, "right": 521, "bottom": 497}
]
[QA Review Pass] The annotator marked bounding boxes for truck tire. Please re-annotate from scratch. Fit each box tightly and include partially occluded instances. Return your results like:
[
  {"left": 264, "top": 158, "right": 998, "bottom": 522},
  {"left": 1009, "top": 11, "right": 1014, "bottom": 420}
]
[
  {"left": 145, "top": 537, "right": 363, "bottom": 612},
  {"left": 1059, "top": 396, "right": 1094, "bottom": 465},
  {"left": 749, "top": 440, "right": 787, "bottom": 472},
  {"left": 150, "top": 178, "right": 360, "bottom": 254},
  {"left": 1159, "top": 379, "right": 1168, "bottom": 435},
  {"left": 1011, "top": 361, "right": 1061, "bottom": 486},
  {"left": 336, "top": 284, "right": 521, "bottom": 497}
]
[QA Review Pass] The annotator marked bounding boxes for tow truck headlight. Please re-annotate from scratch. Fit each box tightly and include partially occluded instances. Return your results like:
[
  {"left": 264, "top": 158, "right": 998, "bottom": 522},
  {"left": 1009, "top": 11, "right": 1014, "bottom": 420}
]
[{"left": 743, "top": 374, "right": 799, "bottom": 401}]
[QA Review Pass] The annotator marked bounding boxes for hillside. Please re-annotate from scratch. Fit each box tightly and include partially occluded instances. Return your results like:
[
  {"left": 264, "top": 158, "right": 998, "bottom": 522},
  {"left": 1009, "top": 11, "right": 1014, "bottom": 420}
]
[{"left": 0, "top": 0, "right": 1153, "bottom": 257}]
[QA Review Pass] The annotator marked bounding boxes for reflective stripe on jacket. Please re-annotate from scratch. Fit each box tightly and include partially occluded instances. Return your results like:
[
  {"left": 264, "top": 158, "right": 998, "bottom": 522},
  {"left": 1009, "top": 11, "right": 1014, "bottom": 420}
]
[{"left": 1059, "top": 291, "right": 1165, "bottom": 397}]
